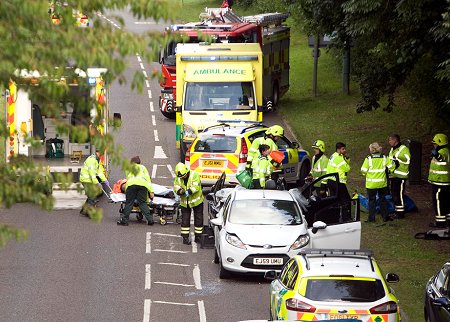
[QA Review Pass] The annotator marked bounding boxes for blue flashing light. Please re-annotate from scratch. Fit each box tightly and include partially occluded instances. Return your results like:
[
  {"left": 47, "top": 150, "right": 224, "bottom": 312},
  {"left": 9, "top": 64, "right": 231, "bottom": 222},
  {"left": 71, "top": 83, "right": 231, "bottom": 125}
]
[{"left": 88, "top": 77, "right": 96, "bottom": 85}]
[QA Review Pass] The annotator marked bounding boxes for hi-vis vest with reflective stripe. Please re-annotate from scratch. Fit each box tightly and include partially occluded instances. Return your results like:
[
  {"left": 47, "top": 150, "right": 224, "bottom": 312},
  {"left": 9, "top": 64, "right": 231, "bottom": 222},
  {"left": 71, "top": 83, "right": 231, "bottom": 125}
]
[
  {"left": 428, "top": 146, "right": 450, "bottom": 185},
  {"left": 174, "top": 171, "right": 204, "bottom": 208},
  {"left": 388, "top": 144, "right": 410, "bottom": 179},
  {"left": 247, "top": 136, "right": 278, "bottom": 163},
  {"left": 80, "top": 154, "right": 106, "bottom": 184},
  {"left": 361, "top": 153, "right": 389, "bottom": 189},
  {"left": 310, "top": 154, "right": 329, "bottom": 186},
  {"left": 252, "top": 155, "right": 272, "bottom": 188},
  {"left": 125, "top": 164, "right": 154, "bottom": 193},
  {"left": 326, "top": 152, "right": 350, "bottom": 184}
]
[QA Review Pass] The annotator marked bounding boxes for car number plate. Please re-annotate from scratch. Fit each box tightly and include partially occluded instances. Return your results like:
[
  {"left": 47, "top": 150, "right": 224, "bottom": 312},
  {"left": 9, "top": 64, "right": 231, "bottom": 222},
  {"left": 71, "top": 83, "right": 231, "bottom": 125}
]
[
  {"left": 202, "top": 160, "right": 224, "bottom": 167},
  {"left": 253, "top": 258, "right": 283, "bottom": 265},
  {"left": 328, "top": 314, "right": 360, "bottom": 320}
]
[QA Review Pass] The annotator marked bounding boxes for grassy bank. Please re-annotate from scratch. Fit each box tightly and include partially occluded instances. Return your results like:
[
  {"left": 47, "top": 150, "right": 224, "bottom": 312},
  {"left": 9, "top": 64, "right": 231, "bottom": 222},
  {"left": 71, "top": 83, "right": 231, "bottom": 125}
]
[{"left": 179, "top": 2, "right": 449, "bottom": 319}]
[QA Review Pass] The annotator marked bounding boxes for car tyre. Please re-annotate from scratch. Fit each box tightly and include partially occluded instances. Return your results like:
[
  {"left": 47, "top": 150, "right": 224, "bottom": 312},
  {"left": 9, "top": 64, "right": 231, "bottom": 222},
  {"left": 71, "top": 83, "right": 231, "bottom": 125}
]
[
  {"left": 160, "top": 110, "right": 176, "bottom": 119},
  {"left": 219, "top": 261, "right": 231, "bottom": 279},
  {"left": 214, "top": 247, "right": 219, "bottom": 264},
  {"left": 297, "top": 160, "right": 311, "bottom": 188}
]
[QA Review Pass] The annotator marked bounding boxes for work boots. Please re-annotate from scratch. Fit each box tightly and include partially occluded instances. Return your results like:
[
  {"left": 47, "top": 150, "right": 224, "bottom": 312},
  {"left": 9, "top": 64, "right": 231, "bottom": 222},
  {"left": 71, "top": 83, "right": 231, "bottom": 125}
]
[{"left": 182, "top": 236, "right": 191, "bottom": 245}]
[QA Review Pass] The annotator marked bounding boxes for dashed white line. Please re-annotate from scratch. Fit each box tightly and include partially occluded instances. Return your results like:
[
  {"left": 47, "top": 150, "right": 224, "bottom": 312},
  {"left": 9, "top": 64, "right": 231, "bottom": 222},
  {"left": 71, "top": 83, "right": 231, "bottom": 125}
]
[
  {"left": 140, "top": 62, "right": 145, "bottom": 70},
  {"left": 153, "top": 300, "right": 196, "bottom": 306},
  {"left": 135, "top": 21, "right": 156, "bottom": 24},
  {"left": 143, "top": 70, "right": 148, "bottom": 78},
  {"left": 154, "top": 146, "right": 168, "bottom": 159},
  {"left": 151, "top": 115, "right": 156, "bottom": 126},
  {"left": 154, "top": 129, "right": 159, "bottom": 141},
  {"left": 157, "top": 262, "right": 190, "bottom": 267},
  {"left": 148, "top": 90, "right": 152, "bottom": 99},
  {"left": 167, "top": 164, "right": 175, "bottom": 178},
  {"left": 143, "top": 299, "right": 151, "bottom": 322},
  {"left": 191, "top": 232, "right": 198, "bottom": 253},
  {"left": 149, "top": 101, "right": 154, "bottom": 112},
  {"left": 145, "top": 264, "right": 151, "bottom": 290},
  {"left": 154, "top": 281, "right": 194, "bottom": 287},
  {"left": 193, "top": 264, "right": 202, "bottom": 290},
  {"left": 151, "top": 164, "right": 157, "bottom": 179},
  {"left": 154, "top": 233, "right": 180, "bottom": 238},
  {"left": 145, "top": 80, "right": 150, "bottom": 88},
  {"left": 137, "top": 55, "right": 142, "bottom": 62},
  {"left": 198, "top": 300, "right": 207, "bottom": 322},
  {"left": 154, "top": 249, "right": 188, "bottom": 254},
  {"left": 146, "top": 232, "right": 151, "bottom": 254}
]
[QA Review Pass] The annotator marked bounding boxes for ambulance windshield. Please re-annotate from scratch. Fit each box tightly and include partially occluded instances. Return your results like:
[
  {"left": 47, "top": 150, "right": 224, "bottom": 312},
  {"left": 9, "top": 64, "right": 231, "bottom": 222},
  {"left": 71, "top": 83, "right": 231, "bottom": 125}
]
[{"left": 184, "top": 82, "right": 255, "bottom": 111}]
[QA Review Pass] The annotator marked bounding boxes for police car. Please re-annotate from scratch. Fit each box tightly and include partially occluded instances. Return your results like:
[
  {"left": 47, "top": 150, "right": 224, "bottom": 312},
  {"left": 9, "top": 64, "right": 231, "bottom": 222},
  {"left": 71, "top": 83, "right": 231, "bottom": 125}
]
[
  {"left": 265, "top": 249, "right": 401, "bottom": 321},
  {"left": 185, "top": 122, "right": 311, "bottom": 186}
]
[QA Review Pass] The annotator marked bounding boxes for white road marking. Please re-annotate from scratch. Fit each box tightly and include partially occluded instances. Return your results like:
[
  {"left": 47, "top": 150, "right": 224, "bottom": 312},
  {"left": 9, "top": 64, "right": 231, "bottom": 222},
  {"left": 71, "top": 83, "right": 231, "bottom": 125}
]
[
  {"left": 140, "top": 62, "right": 145, "bottom": 70},
  {"left": 153, "top": 300, "right": 195, "bottom": 306},
  {"left": 151, "top": 115, "right": 156, "bottom": 126},
  {"left": 146, "top": 232, "right": 151, "bottom": 254},
  {"left": 143, "top": 299, "right": 151, "bottom": 322},
  {"left": 145, "top": 264, "right": 151, "bottom": 289},
  {"left": 154, "top": 146, "right": 167, "bottom": 159},
  {"left": 150, "top": 101, "right": 154, "bottom": 112},
  {"left": 134, "top": 21, "right": 156, "bottom": 24},
  {"left": 136, "top": 55, "right": 142, "bottom": 62},
  {"left": 191, "top": 232, "right": 198, "bottom": 253},
  {"left": 154, "top": 129, "right": 159, "bottom": 141},
  {"left": 154, "top": 233, "right": 179, "bottom": 238},
  {"left": 154, "top": 249, "right": 187, "bottom": 254},
  {"left": 198, "top": 300, "right": 207, "bottom": 322},
  {"left": 143, "top": 70, "right": 148, "bottom": 78},
  {"left": 151, "top": 164, "right": 157, "bottom": 179},
  {"left": 157, "top": 262, "right": 190, "bottom": 267},
  {"left": 145, "top": 80, "right": 150, "bottom": 88},
  {"left": 167, "top": 164, "right": 175, "bottom": 178},
  {"left": 154, "top": 281, "right": 194, "bottom": 287},
  {"left": 148, "top": 90, "right": 152, "bottom": 99},
  {"left": 193, "top": 264, "right": 202, "bottom": 290}
]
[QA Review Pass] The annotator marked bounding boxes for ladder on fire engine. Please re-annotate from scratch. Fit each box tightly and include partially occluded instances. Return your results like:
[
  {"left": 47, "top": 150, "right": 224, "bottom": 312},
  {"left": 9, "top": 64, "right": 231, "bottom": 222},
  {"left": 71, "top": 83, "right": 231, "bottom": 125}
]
[{"left": 242, "top": 12, "right": 290, "bottom": 27}]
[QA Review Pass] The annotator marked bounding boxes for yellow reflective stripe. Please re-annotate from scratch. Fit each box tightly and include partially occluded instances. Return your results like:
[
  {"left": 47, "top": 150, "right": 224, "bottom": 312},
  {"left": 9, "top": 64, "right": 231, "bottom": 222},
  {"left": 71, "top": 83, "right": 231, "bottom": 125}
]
[
  {"left": 367, "top": 178, "right": 385, "bottom": 182},
  {"left": 367, "top": 169, "right": 385, "bottom": 173},
  {"left": 430, "top": 169, "right": 449, "bottom": 174},
  {"left": 435, "top": 161, "right": 449, "bottom": 165},
  {"left": 394, "top": 170, "right": 409, "bottom": 175}
]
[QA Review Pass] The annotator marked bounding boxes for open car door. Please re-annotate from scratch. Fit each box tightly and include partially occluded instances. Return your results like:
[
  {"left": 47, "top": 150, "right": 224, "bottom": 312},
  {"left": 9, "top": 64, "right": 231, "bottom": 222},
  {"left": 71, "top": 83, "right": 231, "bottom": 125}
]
[{"left": 299, "top": 173, "right": 361, "bottom": 249}]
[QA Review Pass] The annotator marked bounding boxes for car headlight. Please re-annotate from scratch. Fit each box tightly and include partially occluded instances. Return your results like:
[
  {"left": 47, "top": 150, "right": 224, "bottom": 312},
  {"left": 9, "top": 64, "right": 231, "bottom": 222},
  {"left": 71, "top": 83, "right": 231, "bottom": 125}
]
[
  {"left": 162, "top": 92, "right": 173, "bottom": 100},
  {"left": 183, "top": 124, "right": 197, "bottom": 139},
  {"left": 289, "top": 234, "right": 310, "bottom": 251},
  {"left": 225, "top": 233, "right": 247, "bottom": 249}
]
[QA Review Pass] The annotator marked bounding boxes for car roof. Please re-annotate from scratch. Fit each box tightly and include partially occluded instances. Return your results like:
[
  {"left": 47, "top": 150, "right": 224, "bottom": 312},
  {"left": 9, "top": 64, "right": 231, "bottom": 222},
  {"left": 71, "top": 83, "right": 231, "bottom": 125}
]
[
  {"left": 199, "top": 123, "right": 267, "bottom": 137},
  {"left": 232, "top": 189, "right": 295, "bottom": 201},
  {"left": 295, "top": 251, "right": 380, "bottom": 279}
]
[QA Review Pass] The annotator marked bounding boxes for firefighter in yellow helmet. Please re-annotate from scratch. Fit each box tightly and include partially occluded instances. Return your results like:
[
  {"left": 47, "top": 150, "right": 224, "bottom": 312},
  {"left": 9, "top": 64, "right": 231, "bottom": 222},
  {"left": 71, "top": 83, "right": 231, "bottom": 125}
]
[
  {"left": 247, "top": 125, "right": 284, "bottom": 172},
  {"left": 174, "top": 162, "right": 204, "bottom": 245},
  {"left": 428, "top": 133, "right": 450, "bottom": 228}
]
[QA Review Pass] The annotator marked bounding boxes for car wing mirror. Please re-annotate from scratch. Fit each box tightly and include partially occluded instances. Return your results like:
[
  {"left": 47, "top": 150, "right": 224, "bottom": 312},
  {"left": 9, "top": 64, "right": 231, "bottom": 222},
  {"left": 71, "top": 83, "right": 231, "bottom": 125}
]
[
  {"left": 292, "top": 141, "right": 299, "bottom": 149},
  {"left": 174, "top": 106, "right": 181, "bottom": 112},
  {"left": 386, "top": 273, "right": 400, "bottom": 283},
  {"left": 206, "top": 192, "right": 215, "bottom": 201},
  {"left": 264, "top": 270, "right": 278, "bottom": 281},
  {"left": 210, "top": 217, "right": 222, "bottom": 227},
  {"left": 311, "top": 221, "right": 327, "bottom": 234}
]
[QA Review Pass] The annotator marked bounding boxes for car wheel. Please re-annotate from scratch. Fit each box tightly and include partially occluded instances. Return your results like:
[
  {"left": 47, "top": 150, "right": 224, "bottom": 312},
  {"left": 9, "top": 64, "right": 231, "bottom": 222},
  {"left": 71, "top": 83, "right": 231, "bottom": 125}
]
[
  {"left": 214, "top": 247, "right": 219, "bottom": 264},
  {"left": 160, "top": 109, "right": 176, "bottom": 120},
  {"left": 297, "top": 160, "right": 311, "bottom": 188},
  {"left": 219, "top": 261, "right": 231, "bottom": 279}
]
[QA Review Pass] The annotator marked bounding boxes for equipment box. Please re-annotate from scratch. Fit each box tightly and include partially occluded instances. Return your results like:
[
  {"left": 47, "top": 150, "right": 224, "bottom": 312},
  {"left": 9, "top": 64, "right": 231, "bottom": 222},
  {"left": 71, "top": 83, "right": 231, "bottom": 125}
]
[
  {"left": 45, "top": 138, "right": 64, "bottom": 158},
  {"left": 69, "top": 143, "right": 91, "bottom": 156}
]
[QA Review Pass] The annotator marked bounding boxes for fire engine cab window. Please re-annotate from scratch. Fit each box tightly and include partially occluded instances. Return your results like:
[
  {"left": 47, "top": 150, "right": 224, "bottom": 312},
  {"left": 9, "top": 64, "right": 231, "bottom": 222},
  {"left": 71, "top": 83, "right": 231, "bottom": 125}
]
[
  {"left": 184, "top": 82, "right": 255, "bottom": 111},
  {"left": 194, "top": 135, "right": 237, "bottom": 153},
  {"left": 305, "top": 279, "right": 385, "bottom": 302},
  {"left": 228, "top": 199, "right": 302, "bottom": 225}
]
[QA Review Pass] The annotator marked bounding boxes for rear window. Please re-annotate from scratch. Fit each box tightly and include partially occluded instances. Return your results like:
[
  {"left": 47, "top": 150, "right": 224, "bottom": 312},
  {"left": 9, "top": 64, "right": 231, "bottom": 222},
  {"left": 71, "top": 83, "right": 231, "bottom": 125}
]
[
  {"left": 194, "top": 135, "right": 237, "bottom": 153},
  {"left": 228, "top": 199, "right": 302, "bottom": 225},
  {"left": 305, "top": 278, "right": 385, "bottom": 302}
]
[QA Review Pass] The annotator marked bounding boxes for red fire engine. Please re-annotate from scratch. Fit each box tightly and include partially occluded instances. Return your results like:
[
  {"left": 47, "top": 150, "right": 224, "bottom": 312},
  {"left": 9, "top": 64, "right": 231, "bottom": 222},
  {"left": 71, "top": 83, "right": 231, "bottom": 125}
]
[{"left": 158, "top": 8, "right": 290, "bottom": 119}]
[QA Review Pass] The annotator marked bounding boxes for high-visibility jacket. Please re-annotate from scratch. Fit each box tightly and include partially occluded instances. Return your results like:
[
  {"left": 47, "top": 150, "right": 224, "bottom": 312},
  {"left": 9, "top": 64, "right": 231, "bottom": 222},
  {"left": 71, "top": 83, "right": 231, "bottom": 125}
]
[
  {"left": 361, "top": 153, "right": 390, "bottom": 189},
  {"left": 252, "top": 155, "right": 272, "bottom": 188},
  {"left": 310, "top": 153, "right": 329, "bottom": 186},
  {"left": 428, "top": 146, "right": 450, "bottom": 185},
  {"left": 174, "top": 171, "right": 204, "bottom": 208},
  {"left": 388, "top": 144, "right": 410, "bottom": 179},
  {"left": 80, "top": 154, "right": 106, "bottom": 184},
  {"left": 247, "top": 136, "right": 278, "bottom": 163},
  {"left": 125, "top": 164, "right": 154, "bottom": 193},
  {"left": 326, "top": 152, "right": 351, "bottom": 184}
]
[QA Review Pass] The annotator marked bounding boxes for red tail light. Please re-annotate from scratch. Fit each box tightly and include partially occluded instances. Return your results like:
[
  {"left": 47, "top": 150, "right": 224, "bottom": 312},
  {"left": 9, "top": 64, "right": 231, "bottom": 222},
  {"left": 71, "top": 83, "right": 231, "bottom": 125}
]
[
  {"left": 185, "top": 144, "right": 191, "bottom": 162},
  {"left": 239, "top": 138, "right": 248, "bottom": 163},
  {"left": 285, "top": 298, "right": 316, "bottom": 312},
  {"left": 370, "top": 301, "right": 398, "bottom": 314}
]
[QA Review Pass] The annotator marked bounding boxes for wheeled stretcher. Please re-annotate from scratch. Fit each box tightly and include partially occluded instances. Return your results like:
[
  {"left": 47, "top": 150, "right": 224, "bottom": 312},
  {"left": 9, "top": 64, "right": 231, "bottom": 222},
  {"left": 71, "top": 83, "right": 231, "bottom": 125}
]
[{"left": 110, "top": 183, "right": 181, "bottom": 225}]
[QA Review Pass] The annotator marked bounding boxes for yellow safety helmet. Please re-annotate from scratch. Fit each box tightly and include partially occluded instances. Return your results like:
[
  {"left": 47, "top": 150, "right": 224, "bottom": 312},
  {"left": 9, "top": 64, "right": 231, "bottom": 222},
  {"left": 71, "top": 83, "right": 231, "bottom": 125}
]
[
  {"left": 312, "top": 139, "right": 326, "bottom": 152},
  {"left": 175, "top": 162, "right": 189, "bottom": 177},
  {"left": 268, "top": 125, "right": 284, "bottom": 137},
  {"left": 432, "top": 133, "right": 448, "bottom": 146}
]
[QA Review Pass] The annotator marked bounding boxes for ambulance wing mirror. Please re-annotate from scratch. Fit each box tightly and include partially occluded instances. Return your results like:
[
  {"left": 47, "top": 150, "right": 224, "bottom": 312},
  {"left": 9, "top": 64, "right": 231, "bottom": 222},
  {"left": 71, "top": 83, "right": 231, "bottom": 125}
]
[
  {"left": 174, "top": 106, "right": 181, "bottom": 112},
  {"left": 113, "top": 113, "right": 122, "bottom": 128}
]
